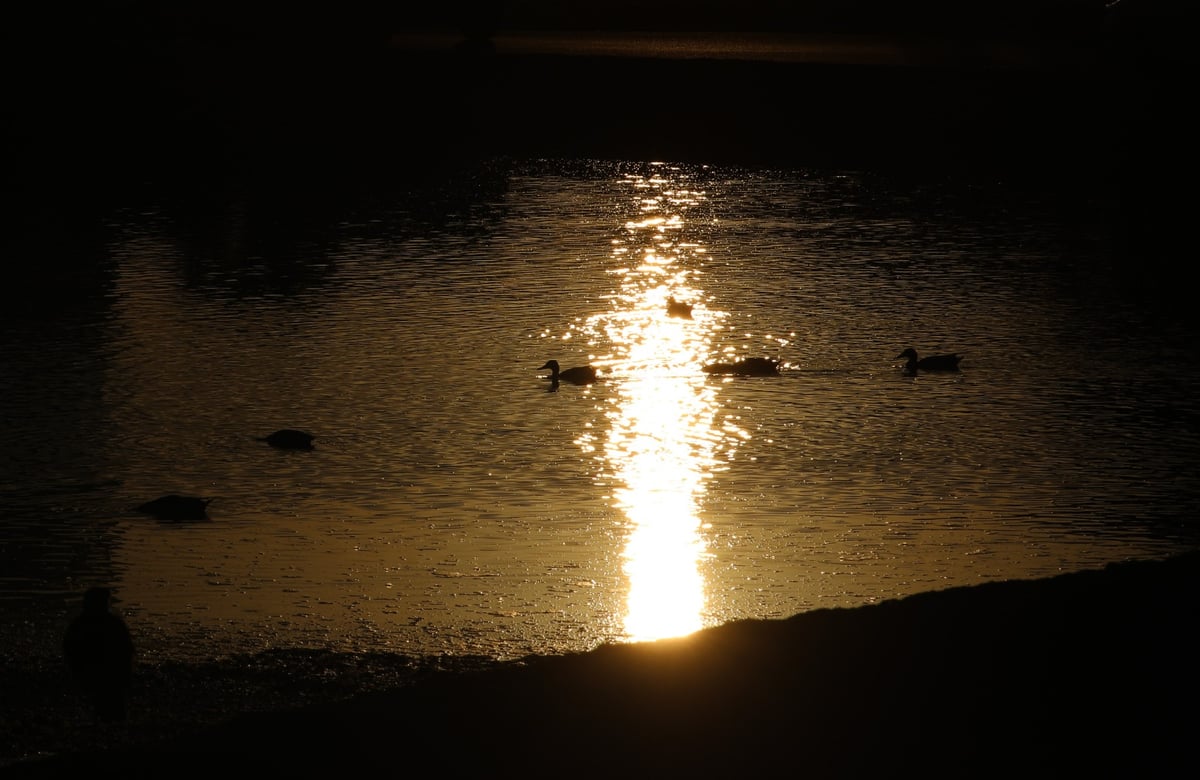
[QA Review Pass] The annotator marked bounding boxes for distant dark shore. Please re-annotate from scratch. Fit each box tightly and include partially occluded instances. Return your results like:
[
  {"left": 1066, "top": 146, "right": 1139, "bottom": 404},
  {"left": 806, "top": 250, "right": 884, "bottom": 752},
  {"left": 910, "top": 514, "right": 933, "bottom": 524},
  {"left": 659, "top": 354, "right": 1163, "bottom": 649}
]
[
  {"left": 7, "top": 549, "right": 1198, "bottom": 776},
  {"left": 4, "top": 23, "right": 1187, "bottom": 302},
  {"left": 2, "top": 21, "right": 1183, "bottom": 183},
  {"left": 2, "top": 13, "right": 1182, "bottom": 221}
]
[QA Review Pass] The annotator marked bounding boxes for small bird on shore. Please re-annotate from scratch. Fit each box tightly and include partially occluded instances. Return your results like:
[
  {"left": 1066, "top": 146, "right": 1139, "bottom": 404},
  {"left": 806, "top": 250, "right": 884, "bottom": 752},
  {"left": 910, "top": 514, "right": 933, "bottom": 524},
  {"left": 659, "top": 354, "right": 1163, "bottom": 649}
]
[
  {"left": 538, "top": 360, "right": 598, "bottom": 386},
  {"left": 702, "top": 357, "right": 781, "bottom": 376},
  {"left": 63, "top": 587, "right": 135, "bottom": 723},
  {"left": 135, "top": 494, "right": 212, "bottom": 522},
  {"left": 666, "top": 297, "right": 694, "bottom": 319},
  {"left": 258, "top": 429, "right": 316, "bottom": 450},
  {"left": 896, "top": 347, "right": 963, "bottom": 374}
]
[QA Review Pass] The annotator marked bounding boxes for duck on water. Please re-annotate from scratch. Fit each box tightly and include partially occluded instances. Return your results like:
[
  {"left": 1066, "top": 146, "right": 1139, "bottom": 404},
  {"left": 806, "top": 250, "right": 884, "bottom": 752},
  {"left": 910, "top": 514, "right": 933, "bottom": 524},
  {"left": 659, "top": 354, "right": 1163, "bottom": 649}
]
[
  {"left": 538, "top": 360, "right": 598, "bottom": 386},
  {"left": 257, "top": 429, "right": 316, "bottom": 450},
  {"left": 135, "top": 494, "right": 212, "bottom": 521},
  {"left": 667, "top": 297, "right": 694, "bottom": 319},
  {"left": 702, "top": 357, "right": 781, "bottom": 376},
  {"left": 896, "top": 348, "right": 963, "bottom": 373}
]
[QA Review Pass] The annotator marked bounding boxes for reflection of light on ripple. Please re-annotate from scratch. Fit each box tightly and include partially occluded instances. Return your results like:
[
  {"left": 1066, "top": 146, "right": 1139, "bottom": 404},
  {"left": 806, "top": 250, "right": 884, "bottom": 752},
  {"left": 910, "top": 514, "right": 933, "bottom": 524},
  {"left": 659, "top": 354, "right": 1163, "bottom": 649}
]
[
  {"left": 609, "top": 365, "right": 718, "bottom": 641},
  {"left": 587, "top": 167, "right": 730, "bottom": 643}
]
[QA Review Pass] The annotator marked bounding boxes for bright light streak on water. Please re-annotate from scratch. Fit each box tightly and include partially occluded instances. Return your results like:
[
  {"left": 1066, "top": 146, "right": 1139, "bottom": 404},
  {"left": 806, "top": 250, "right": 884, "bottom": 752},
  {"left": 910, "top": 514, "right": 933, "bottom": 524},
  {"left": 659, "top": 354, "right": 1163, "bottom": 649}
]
[{"left": 587, "top": 168, "right": 728, "bottom": 641}]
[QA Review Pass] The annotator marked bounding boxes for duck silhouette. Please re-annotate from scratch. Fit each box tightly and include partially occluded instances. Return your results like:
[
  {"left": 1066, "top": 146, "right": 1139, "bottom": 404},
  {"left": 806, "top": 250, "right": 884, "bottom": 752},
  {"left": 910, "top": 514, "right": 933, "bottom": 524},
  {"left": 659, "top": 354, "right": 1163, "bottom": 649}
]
[
  {"left": 63, "top": 587, "right": 135, "bottom": 722},
  {"left": 258, "top": 429, "right": 315, "bottom": 450},
  {"left": 666, "top": 297, "right": 694, "bottom": 319},
  {"left": 702, "top": 357, "right": 781, "bottom": 376},
  {"left": 135, "top": 494, "right": 212, "bottom": 522},
  {"left": 896, "top": 347, "right": 963, "bottom": 373},
  {"left": 538, "top": 360, "right": 598, "bottom": 386}
]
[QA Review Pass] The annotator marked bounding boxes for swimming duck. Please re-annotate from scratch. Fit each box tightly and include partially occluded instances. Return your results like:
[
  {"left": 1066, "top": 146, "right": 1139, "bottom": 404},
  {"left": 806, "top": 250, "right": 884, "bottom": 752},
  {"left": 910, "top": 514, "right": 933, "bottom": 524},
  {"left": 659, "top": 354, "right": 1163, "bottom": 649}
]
[
  {"left": 135, "top": 494, "right": 212, "bottom": 522},
  {"left": 538, "top": 360, "right": 598, "bottom": 385},
  {"left": 896, "top": 347, "right": 963, "bottom": 373},
  {"left": 702, "top": 357, "right": 781, "bottom": 376},
  {"left": 666, "top": 297, "right": 694, "bottom": 319},
  {"left": 258, "top": 429, "right": 315, "bottom": 450}
]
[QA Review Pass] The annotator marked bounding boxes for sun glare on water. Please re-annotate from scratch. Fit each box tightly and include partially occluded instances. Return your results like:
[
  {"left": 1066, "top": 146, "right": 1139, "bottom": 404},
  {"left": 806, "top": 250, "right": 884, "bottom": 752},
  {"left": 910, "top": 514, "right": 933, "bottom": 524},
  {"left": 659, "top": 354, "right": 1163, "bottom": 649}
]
[{"left": 584, "top": 167, "right": 732, "bottom": 642}]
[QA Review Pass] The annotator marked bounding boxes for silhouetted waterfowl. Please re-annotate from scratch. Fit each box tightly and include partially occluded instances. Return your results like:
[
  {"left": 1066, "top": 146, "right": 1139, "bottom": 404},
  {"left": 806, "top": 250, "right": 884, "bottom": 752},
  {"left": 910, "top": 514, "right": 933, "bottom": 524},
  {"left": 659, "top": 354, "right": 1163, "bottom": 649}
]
[
  {"left": 539, "top": 360, "right": 598, "bottom": 385},
  {"left": 896, "top": 348, "right": 963, "bottom": 373},
  {"left": 667, "top": 297, "right": 694, "bottom": 319},
  {"left": 702, "top": 357, "right": 781, "bottom": 376},
  {"left": 258, "top": 429, "right": 315, "bottom": 450},
  {"left": 135, "top": 494, "right": 211, "bottom": 521},
  {"left": 63, "top": 587, "right": 134, "bottom": 722}
]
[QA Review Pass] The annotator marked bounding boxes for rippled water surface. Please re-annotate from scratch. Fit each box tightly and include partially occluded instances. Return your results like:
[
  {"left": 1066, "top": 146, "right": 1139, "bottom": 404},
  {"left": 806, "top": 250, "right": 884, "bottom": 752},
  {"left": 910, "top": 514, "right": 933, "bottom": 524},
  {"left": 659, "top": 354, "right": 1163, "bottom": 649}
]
[{"left": 4, "top": 158, "right": 1198, "bottom": 663}]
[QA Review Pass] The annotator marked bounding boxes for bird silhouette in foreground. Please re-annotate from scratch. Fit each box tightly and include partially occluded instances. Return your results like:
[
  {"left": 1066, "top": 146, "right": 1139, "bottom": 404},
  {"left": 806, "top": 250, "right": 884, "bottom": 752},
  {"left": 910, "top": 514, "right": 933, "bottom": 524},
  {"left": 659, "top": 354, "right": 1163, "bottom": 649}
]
[
  {"left": 258, "top": 429, "right": 315, "bottom": 450},
  {"left": 63, "top": 587, "right": 135, "bottom": 723},
  {"left": 666, "top": 296, "right": 694, "bottom": 319},
  {"left": 538, "top": 360, "right": 598, "bottom": 386},
  {"left": 896, "top": 347, "right": 963, "bottom": 374},
  {"left": 135, "top": 494, "right": 212, "bottom": 522},
  {"left": 702, "top": 357, "right": 781, "bottom": 376}
]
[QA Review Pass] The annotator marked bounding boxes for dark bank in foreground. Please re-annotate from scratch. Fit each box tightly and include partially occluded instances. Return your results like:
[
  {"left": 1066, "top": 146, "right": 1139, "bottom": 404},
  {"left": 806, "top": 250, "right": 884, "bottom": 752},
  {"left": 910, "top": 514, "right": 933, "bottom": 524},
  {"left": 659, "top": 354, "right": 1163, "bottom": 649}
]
[{"left": 12, "top": 549, "right": 1198, "bottom": 777}]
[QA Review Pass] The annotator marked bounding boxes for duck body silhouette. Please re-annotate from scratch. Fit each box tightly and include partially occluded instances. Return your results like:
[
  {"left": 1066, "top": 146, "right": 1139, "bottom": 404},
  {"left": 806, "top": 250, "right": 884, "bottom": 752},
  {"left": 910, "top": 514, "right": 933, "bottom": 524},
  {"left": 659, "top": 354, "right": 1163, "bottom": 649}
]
[
  {"left": 258, "top": 429, "right": 315, "bottom": 450},
  {"left": 63, "top": 587, "right": 135, "bottom": 722},
  {"left": 702, "top": 357, "right": 781, "bottom": 376},
  {"left": 539, "top": 360, "right": 598, "bottom": 385},
  {"left": 896, "top": 348, "right": 963, "bottom": 373},
  {"left": 666, "top": 297, "right": 694, "bottom": 319},
  {"left": 135, "top": 494, "right": 212, "bottom": 521}
]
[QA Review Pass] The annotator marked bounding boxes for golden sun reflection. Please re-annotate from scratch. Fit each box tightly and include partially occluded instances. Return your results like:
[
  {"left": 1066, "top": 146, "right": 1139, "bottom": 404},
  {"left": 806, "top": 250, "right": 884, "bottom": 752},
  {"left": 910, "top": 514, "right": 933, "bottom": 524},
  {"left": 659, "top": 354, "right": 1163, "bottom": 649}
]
[{"left": 585, "top": 167, "right": 729, "bottom": 643}]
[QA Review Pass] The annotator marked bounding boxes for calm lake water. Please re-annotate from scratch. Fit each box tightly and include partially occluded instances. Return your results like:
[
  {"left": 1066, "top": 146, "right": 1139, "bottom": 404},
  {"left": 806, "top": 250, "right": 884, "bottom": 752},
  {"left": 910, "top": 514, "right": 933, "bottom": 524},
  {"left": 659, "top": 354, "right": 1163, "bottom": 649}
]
[{"left": 3, "top": 157, "right": 1198, "bottom": 666}]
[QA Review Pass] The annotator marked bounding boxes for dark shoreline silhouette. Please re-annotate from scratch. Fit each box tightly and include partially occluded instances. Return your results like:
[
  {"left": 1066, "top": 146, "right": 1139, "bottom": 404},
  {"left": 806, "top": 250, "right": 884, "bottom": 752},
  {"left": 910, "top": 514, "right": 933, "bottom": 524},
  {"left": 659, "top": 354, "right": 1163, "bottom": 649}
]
[{"left": 8, "top": 550, "right": 1197, "bottom": 776}]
